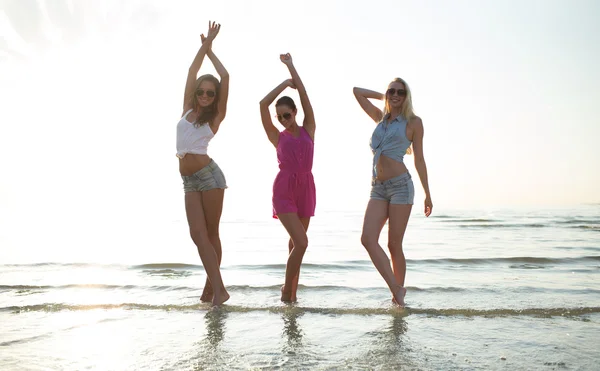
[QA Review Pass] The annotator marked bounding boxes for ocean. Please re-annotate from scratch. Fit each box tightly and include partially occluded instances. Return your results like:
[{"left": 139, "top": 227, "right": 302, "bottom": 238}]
[{"left": 1, "top": 205, "right": 599, "bottom": 370}]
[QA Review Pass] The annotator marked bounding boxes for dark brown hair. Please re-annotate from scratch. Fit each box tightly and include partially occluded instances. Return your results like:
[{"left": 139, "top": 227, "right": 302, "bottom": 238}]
[
  {"left": 189, "top": 74, "right": 220, "bottom": 127},
  {"left": 275, "top": 96, "right": 297, "bottom": 111}
]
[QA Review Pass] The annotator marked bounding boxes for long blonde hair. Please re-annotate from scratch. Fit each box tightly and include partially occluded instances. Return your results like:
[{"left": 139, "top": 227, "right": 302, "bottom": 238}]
[
  {"left": 383, "top": 77, "right": 415, "bottom": 120},
  {"left": 383, "top": 77, "right": 415, "bottom": 155}
]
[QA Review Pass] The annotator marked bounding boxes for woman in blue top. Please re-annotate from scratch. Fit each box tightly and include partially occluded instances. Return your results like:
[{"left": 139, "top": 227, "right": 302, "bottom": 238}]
[{"left": 353, "top": 78, "right": 433, "bottom": 307}]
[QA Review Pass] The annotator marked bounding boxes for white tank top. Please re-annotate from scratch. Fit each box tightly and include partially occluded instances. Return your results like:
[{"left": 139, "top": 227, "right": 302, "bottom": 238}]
[{"left": 176, "top": 109, "right": 214, "bottom": 158}]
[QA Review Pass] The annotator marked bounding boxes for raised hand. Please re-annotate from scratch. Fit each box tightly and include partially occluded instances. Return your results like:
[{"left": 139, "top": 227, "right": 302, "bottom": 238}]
[
  {"left": 280, "top": 53, "right": 293, "bottom": 66},
  {"left": 201, "top": 21, "right": 221, "bottom": 44},
  {"left": 285, "top": 79, "right": 297, "bottom": 89}
]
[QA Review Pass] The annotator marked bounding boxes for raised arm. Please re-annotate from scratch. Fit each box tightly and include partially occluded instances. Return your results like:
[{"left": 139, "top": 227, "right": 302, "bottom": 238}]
[
  {"left": 201, "top": 34, "right": 229, "bottom": 129},
  {"left": 280, "top": 53, "right": 315, "bottom": 139},
  {"left": 183, "top": 21, "right": 220, "bottom": 114},
  {"left": 353, "top": 87, "right": 384, "bottom": 123},
  {"left": 410, "top": 116, "right": 433, "bottom": 217},
  {"left": 259, "top": 79, "right": 296, "bottom": 148}
]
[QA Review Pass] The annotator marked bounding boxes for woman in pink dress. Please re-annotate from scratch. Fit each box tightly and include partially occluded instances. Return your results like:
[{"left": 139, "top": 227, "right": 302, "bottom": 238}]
[{"left": 259, "top": 53, "right": 316, "bottom": 302}]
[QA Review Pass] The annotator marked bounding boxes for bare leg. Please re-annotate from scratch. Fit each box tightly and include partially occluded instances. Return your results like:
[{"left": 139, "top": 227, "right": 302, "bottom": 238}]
[
  {"left": 199, "top": 189, "right": 225, "bottom": 302},
  {"left": 185, "top": 192, "right": 229, "bottom": 306},
  {"left": 277, "top": 213, "right": 309, "bottom": 302},
  {"left": 287, "top": 217, "right": 311, "bottom": 301},
  {"left": 388, "top": 204, "right": 412, "bottom": 306},
  {"left": 360, "top": 199, "right": 404, "bottom": 305}
]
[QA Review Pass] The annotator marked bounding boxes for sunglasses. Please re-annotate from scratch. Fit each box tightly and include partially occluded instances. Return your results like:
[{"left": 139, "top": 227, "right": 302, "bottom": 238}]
[
  {"left": 386, "top": 88, "right": 407, "bottom": 97},
  {"left": 196, "top": 89, "right": 216, "bottom": 98},
  {"left": 276, "top": 112, "right": 292, "bottom": 121}
]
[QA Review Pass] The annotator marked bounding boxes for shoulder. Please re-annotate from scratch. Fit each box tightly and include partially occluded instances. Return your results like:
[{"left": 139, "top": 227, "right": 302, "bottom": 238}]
[
  {"left": 408, "top": 115, "right": 423, "bottom": 126},
  {"left": 408, "top": 115, "right": 423, "bottom": 130},
  {"left": 181, "top": 108, "right": 194, "bottom": 119}
]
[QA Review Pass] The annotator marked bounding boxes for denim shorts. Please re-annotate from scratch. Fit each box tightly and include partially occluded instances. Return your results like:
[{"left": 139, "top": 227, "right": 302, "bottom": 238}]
[
  {"left": 370, "top": 172, "right": 414, "bottom": 205},
  {"left": 181, "top": 160, "right": 227, "bottom": 193}
]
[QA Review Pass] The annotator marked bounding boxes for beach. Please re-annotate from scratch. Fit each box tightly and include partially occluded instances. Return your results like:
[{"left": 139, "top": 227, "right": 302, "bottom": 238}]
[{"left": 1, "top": 205, "right": 599, "bottom": 370}]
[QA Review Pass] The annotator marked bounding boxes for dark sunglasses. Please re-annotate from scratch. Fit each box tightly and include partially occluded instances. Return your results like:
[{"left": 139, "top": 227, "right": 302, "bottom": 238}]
[
  {"left": 196, "top": 89, "right": 216, "bottom": 98},
  {"left": 386, "top": 88, "right": 407, "bottom": 97},
  {"left": 276, "top": 112, "right": 292, "bottom": 121}
]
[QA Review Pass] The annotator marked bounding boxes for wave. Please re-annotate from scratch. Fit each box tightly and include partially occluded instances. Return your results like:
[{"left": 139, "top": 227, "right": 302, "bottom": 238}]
[
  {"left": 164, "top": 256, "right": 600, "bottom": 268},
  {"left": 0, "top": 284, "right": 184, "bottom": 291},
  {"left": 3, "top": 302, "right": 598, "bottom": 318},
  {"left": 458, "top": 223, "right": 546, "bottom": 229},
  {"left": 557, "top": 219, "right": 600, "bottom": 225},
  {"left": 2, "top": 256, "right": 599, "bottom": 272},
  {"left": 133, "top": 263, "right": 203, "bottom": 269},
  {"left": 438, "top": 218, "right": 501, "bottom": 223},
  {"left": 437, "top": 217, "right": 599, "bottom": 229},
  {"left": 2, "top": 262, "right": 108, "bottom": 268},
  {"left": 570, "top": 225, "right": 600, "bottom": 231},
  {"left": 136, "top": 261, "right": 373, "bottom": 271},
  {"left": 2, "top": 284, "right": 599, "bottom": 296},
  {"left": 409, "top": 255, "right": 600, "bottom": 265}
]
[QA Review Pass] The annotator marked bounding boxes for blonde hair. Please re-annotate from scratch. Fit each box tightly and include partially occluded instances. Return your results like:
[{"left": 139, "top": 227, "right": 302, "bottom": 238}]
[{"left": 383, "top": 77, "right": 415, "bottom": 155}]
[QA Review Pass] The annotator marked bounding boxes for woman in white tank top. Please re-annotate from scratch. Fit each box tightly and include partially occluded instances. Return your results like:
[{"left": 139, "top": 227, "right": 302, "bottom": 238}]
[{"left": 177, "top": 21, "right": 230, "bottom": 306}]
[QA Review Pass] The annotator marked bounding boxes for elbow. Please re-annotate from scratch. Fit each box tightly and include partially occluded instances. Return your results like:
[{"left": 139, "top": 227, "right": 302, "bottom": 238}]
[
  {"left": 220, "top": 71, "right": 230, "bottom": 79},
  {"left": 353, "top": 87, "right": 359, "bottom": 96}
]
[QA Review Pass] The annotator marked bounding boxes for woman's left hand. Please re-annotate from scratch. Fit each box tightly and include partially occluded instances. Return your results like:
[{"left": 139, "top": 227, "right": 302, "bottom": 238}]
[
  {"left": 424, "top": 196, "right": 433, "bottom": 217},
  {"left": 280, "top": 53, "right": 293, "bottom": 66},
  {"left": 201, "top": 20, "right": 220, "bottom": 45}
]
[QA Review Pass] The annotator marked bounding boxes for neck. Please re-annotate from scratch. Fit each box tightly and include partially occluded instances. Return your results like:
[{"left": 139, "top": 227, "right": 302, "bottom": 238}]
[
  {"left": 286, "top": 122, "right": 300, "bottom": 134},
  {"left": 388, "top": 107, "right": 403, "bottom": 121}
]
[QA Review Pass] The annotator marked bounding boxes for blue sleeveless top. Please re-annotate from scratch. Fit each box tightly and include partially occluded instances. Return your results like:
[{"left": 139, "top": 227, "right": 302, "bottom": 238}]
[{"left": 370, "top": 114, "right": 412, "bottom": 178}]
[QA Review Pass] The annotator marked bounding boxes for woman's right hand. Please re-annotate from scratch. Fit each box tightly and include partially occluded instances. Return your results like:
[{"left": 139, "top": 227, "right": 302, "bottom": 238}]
[{"left": 284, "top": 79, "right": 296, "bottom": 89}]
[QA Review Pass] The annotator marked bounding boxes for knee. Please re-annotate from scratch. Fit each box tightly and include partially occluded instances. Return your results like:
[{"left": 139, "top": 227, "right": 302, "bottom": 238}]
[
  {"left": 361, "top": 234, "right": 375, "bottom": 249},
  {"left": 189, "top": 229, "right": 210, "bottom": 247},
  {"left": 293, "top": 237, "right": 308, "bottom": 251},
  {"left": 388, "top": 240, "right": 404, "bottom": 254},
  {"left": 207, "top": 230, "right": 220, "bottom": 243}
]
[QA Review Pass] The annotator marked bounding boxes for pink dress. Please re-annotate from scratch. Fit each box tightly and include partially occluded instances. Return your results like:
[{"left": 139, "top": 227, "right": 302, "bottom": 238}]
[{"left": 272, "top": 127, "right": 316, "bottom": 218}]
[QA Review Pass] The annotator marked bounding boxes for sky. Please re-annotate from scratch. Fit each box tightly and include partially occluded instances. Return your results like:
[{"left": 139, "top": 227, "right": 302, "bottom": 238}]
[{"left": 0, "top": 0, "right": 599, "bottom": 262}]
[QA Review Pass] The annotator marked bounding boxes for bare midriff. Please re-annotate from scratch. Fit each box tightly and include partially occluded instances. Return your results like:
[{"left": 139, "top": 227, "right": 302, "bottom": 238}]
[
  {"left": 375, "top": 155, "right": 408, "bottom": 181},
  {"left": 179, "top": 154, "right": 212, "bottom": 176}
]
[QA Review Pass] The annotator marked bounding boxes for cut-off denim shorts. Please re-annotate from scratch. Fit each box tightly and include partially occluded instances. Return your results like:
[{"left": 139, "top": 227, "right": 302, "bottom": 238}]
[
  {"left": 181, "top": 159, "right": 227, "bottom": 193},
  {"left": 370, "top": 172, "right": 414, "bottom": 205}
]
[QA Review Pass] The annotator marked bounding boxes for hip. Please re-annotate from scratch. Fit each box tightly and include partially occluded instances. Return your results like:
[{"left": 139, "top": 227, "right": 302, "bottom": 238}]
[{"left": 179, "top": 154, "right": 212, "bottom": 176}]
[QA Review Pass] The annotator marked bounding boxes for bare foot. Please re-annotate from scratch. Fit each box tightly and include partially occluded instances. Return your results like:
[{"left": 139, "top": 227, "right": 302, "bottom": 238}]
[
  {"left": 392, "top": 287, "right": 407, "bottom": 307},
  {"left": 281, "top": 285, "right": 293, "bottom": 302},
  {"left": 200, "top": 288, "right": 213, "bottom": 303},
  {"left": 212, "top": 290, "right": 230, "bottom": 307}
]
